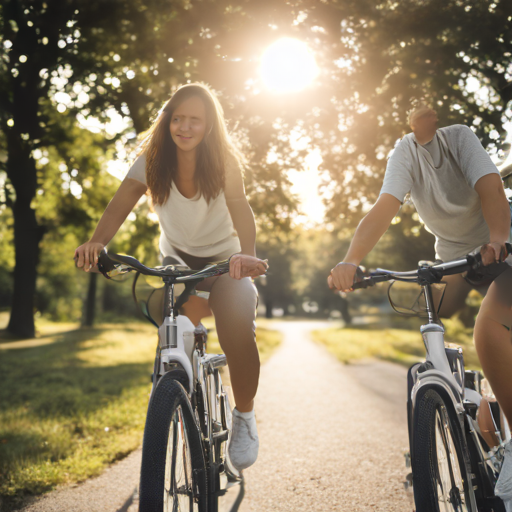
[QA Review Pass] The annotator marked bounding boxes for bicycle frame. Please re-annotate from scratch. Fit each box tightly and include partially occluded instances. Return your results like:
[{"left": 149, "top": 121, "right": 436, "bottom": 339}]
[
  {"left": 354, "top": 248, "right": 512, "bottom": 511},
  {"left": 406, "top": 281, "right": 511, "bottom": 511},
  {"left": 155, "top": 278, "right": 244, "bottom": 509},
  {"left": 152, "top": 272, "right": 243, "bottom": 487},
  {"left": 97, "top": 250, "right": 244, "bottom": 510}
]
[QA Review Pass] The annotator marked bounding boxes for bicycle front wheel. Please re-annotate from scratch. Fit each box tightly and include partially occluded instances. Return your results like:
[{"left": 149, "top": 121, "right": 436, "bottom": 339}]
[
  {"left": 412, "top": 388, "right": 473, "bottom": 512},
  {"left": 139, "top": 371, "right": 207, "bottom": 512}
]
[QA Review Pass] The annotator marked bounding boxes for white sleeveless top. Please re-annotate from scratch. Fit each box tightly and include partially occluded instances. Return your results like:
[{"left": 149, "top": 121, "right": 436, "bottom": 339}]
[{"left": 126, "top": 153, "right": 241, "bottom": 258}]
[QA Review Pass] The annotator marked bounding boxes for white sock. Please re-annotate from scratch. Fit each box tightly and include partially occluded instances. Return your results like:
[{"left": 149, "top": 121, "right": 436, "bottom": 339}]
[{"left": 233, "top": 408, "right": 254, "bottom": 419}]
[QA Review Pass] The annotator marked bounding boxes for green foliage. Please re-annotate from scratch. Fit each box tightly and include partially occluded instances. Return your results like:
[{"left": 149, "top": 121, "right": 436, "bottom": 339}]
[
  {"left": 312, "top": 315, "right": 482, "bottom": 370},
  {"left": 0, "top": 200, "right": 14, "bottom": 308},
  {"left": 0, "top": 322, "right": 156, "bottom": 510},
  {"left": 292, "top": 0, "right": 512, "bottom": 226},
  {"left": 0, "top": 317, "right": 281, "bottom": 509},
  {"left": 2, "top": 0, "right": 511, "bottom": 330}
]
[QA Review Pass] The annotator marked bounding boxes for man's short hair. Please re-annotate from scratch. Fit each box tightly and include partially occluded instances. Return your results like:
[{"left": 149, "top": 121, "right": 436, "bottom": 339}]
[{"left": 408, "top": 105, "right": 437, "bottom": 128}]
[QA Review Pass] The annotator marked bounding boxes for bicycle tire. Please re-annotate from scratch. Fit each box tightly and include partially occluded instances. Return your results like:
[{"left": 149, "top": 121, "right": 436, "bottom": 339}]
[
  {"left": 139, "top": 371, "right": 207, "bottom": 512},
  {"left": 412, "top": 388, "right": 473, "bottom": 512}
]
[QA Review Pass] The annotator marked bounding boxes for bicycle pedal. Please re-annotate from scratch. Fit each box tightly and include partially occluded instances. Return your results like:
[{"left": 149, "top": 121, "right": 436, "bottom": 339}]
[
  {"left": 463, "top": 400, "right": 478, "bottom": 420},
  {"left": 213, "top": 430, "right": 229, "bottom": 443}
]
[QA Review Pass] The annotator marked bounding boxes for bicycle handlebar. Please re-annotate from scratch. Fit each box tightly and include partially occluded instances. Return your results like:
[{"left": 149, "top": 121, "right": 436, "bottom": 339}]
[
  {"left": 97, "top": 249, "right": 231, "bottom": 282},
  {"left": 351, "top": 242, "right": 512, "bottom": 290}
]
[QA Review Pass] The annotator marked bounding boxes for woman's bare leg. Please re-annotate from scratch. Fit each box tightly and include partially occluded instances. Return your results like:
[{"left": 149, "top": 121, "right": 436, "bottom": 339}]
[
  {"left": 206, "top": 274, "right": 259, "bottom": 413},
  {"left": 474, "top": 268, "right": 512, "bottom": 425}
]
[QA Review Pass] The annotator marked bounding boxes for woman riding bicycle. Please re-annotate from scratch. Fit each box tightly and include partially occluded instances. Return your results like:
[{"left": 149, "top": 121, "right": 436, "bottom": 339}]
[
  {"left": 328, "top": 106, "right": 512, "bottom": 505},
  {"left": 75, "top": 83, "right": 267, "bottom": 471}
]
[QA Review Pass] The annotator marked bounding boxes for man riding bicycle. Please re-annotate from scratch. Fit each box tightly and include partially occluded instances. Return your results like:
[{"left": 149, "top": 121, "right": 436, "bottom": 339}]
[{"left": 328, "top": 106, "right": 512, "bottom": 506}]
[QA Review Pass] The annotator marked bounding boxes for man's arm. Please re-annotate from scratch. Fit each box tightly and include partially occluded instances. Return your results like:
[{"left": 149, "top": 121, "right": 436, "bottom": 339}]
[
  {"left": 474, "top": 173, "right": 511, "bottom": 264},
  {"left": 329, "top": 193, "right": 401, "bottom": 291}
]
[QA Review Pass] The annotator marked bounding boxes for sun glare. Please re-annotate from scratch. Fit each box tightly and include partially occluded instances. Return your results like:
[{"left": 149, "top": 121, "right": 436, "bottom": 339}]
[{"left": 261, "top": 38, "right": 319, "bottom": 93}]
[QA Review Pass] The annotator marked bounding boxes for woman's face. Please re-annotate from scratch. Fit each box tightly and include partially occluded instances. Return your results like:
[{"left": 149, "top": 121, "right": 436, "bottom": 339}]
[{"left": 169, "top": 96, "right": 207, "bottom": 153}]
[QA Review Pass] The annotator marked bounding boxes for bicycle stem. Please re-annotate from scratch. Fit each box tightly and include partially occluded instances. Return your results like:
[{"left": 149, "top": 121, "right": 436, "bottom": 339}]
[
  {"left": 161, "top": 278, "right": 178, "bottom": 350},
  {"left": 422, "top": 283, "right": 440, "bottom": 325}
]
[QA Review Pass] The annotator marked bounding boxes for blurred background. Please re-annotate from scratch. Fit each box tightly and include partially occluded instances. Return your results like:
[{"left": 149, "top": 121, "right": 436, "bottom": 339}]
[
  {"left": 2, "top": 0, "right": 512, "bottom": 334},
  {"left": 2, "top": 2, "right": 512, "bottom": 509}
]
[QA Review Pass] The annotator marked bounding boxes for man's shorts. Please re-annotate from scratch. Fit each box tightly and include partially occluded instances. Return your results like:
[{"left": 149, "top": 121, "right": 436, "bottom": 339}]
[{"left": 464, "top": 260, "right": 511, "bottom": 291}]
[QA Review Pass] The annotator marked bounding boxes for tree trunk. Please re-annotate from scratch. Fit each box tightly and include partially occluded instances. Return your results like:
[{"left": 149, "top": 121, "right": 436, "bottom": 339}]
[
  {"left": 7, "top": 202, "right": 45, "bottom": 338},
  {"left": 265, "top": 299, "right": 273, "bottom": 319},
  {"left": 6, "top": 135, "right": 44, "bottom": 338},
  {"left": 82, "top": 272, "right": 98, "bottom": 327}
]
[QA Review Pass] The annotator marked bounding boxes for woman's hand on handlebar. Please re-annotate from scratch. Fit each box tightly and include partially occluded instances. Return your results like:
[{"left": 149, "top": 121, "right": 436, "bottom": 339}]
[
  {"left": 328, "top": 262, "right": 359, "bottom": 292},
  {"left": 74, "top": 242, "right": 105, "bottom": 272},
  {"left": 229, "top": 254, "right": 269, "bottom": 280},
  {"left": 480, "top": 241, "right": 510, "bottom": 266}
]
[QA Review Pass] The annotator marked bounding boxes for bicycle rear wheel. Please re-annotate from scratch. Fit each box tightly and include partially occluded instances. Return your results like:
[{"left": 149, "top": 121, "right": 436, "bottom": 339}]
[
  {"left": 412, "top": 388, "right": 473, "bottom": 512},
  {"left": 139, "top": 371, "right": 207, "bottom": 512}
]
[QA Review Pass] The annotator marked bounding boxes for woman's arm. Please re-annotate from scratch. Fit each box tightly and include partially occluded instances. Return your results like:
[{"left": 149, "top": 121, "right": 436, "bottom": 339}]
[
  {"left": 475, "top": 173, "right": 511, "bottom": 265},
  {"left": 224, "top": 161, "right": 256, "bottom": 257},
  {"left": 75, "top": 178, "right": 148, "bottom": 271},
  {"left": 226, "top": 198, "right": 257, "bottom": 257}
]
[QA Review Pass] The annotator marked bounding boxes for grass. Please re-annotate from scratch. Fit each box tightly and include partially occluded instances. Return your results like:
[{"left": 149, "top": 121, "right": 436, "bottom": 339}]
[
  {"left": 0, "top": 314, "right": 281, "bottom": 510},
  {"left": 312, "top": 317, "right": 482, "bottom": 370}
]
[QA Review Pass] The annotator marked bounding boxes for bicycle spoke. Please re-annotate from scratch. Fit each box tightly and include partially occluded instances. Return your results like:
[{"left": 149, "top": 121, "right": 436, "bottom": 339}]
[
  {"left": 434, "top": 408, "right": 468, "bottom": 512},
  {"left": 164, "top": 406, "right": 197, "bottom": 512}
]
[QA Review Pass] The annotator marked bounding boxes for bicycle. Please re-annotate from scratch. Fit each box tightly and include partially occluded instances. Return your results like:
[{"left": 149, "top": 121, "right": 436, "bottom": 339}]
[
  {"left": 351, "top": 243, "right": 512, "bottom": 512},
  {"left": 96, "top": 249, "right": 246, "bottom": 512}
]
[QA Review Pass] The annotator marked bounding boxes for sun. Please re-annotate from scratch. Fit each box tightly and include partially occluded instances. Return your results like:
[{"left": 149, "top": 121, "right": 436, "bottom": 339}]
[{"left": 260, "top": 38, "right": 319, "bottom": 93}]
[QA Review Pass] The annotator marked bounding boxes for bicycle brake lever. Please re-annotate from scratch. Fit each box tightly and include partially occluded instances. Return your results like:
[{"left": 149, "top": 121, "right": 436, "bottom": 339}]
[
  {"left": 97, "top": 249, "right": 116, "bottom": 278},
  {"left": 503, "top": 242, "right": 512, "bottom": 260}
]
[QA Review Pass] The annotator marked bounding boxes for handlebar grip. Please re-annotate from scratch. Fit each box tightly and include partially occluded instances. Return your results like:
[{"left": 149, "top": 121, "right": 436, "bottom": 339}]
[
  {"left": 351, "top": 267, "right": 375, "bottom": 290},
  {"left": 97, "top": 249, "right": 116, "bottom": 277},
  {"left": 469, "top": 242, "right": 512, "bottom": 269},
  {"left": 352, "top": 277, "right": 375, "bottom": 290}
]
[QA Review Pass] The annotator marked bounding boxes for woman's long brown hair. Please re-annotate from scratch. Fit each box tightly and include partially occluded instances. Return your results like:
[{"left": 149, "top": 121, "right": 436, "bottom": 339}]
[{"left": 139, "top": 83, "right": 243, "bottom": 206}]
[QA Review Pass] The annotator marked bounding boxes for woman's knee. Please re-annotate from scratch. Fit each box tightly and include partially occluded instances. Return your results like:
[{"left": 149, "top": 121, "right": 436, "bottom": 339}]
[
  {"left": 209, "top": 275, "right": 258, "bottom": 313},
  {"left": 209, "top": 276, "right": 258, "bottom": 339}
]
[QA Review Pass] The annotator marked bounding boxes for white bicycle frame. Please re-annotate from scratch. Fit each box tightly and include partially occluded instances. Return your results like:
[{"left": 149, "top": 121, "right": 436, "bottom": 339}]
[
  {"left": 402, "top": 268, "right": 511, "bottom": 511},
  {"left": 154, "top": 278, "right": 242, "bottom": 484}
]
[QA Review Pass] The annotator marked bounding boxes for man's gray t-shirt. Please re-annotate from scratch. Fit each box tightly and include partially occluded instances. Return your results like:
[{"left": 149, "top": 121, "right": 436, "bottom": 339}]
[{"left": 380, "top": 124, "right": 500, "bottom": 261}]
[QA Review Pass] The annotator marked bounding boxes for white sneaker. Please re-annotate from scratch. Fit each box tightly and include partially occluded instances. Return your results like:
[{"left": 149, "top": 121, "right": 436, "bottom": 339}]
[
  {"left": 496, "top": 441, "right": 512, "bottom": 511},
  {"left": 227, "top": 408, "right": 259, "bottom": 471}
]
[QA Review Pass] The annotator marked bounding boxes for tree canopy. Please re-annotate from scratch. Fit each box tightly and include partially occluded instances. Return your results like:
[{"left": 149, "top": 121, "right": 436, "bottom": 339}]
[{"left": 1, "top": 0, "right": 511, "bottom": 333}]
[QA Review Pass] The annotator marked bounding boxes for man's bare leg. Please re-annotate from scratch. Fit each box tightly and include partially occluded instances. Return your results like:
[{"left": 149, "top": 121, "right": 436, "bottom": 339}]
[{"left": 433, "top": 274, "right": 473, "bottom": 318}]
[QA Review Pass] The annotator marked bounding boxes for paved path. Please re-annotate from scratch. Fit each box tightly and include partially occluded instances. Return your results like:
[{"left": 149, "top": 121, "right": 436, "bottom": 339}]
[
  {"left": 19, "top": 449, "right": 141, "bottom": 512},
  {"left": 17, "top": 320, "right": 412, "bottom": 512},
  {"left": 239, "top": 320, "right": 412, "bottom": 512}
]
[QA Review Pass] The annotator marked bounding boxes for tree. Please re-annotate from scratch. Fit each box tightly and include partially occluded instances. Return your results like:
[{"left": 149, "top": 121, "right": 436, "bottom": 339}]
[
  {"left": 297, "top": 0, "right": 512, "bottom": 225},
  {"left": 1, "top": 0, "right": 310, "bottom": 336},
  {"left": 4, "top": 0, "right": 510, "bottom": 336}
]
